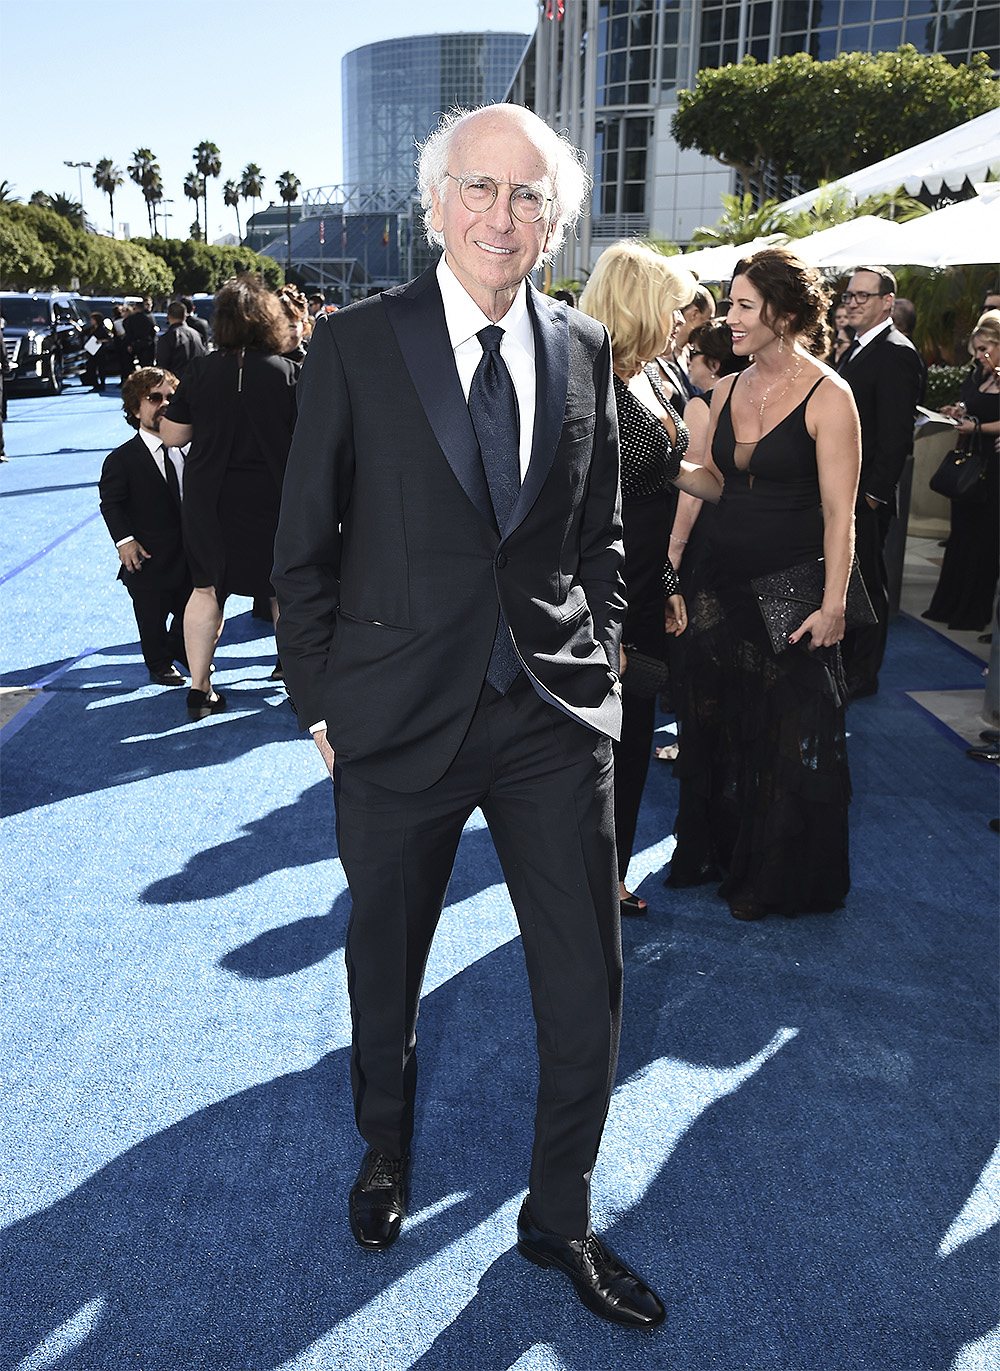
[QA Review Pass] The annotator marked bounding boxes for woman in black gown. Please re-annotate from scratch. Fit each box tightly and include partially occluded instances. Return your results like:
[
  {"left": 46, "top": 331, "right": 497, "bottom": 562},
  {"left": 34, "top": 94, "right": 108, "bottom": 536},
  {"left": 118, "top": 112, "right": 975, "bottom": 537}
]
[
  {"left": 924, "top": 309, "right": 1000, "bottom": 632},
  {"left": 667, "top": 248, "right": 861, "bottom": 920},
  {"left": 160, "top": 276, "right": 299, "bottom": 720},
  {"left": 579, "top": 241, "right": 723, "bottom": 916}
]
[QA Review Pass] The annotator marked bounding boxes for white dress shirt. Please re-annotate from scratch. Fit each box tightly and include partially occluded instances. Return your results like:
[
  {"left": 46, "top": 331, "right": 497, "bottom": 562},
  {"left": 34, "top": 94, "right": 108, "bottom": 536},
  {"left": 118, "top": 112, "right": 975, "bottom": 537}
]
[
  {"left": 115, "top": 429, "right": 187, "bottom": 546},
  {"left": 436, "top": 255, "right": 536, "bottom": 479}
]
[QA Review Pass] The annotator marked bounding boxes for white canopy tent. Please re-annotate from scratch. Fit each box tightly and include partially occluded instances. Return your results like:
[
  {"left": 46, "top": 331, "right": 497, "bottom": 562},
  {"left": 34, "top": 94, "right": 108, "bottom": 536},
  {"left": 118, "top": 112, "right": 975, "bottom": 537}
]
[
  {"left": 675, "top": 235, "right": 786, "bottom": 283},
  {"left": 788, "top": 216, "right": 905, "bottom": 267},
  {"left": 835, "top": 184, "right": 1000, "bottom": 268},
  {"left": 776, "top": 109, "right": 1000, "bottom": 217}
]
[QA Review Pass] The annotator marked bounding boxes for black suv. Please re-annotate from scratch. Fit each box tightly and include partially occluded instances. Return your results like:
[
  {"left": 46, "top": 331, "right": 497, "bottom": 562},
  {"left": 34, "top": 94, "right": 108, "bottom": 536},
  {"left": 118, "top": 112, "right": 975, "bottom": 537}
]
[{"left": 0, "top": 292, "right": 89, "bottom": 394}]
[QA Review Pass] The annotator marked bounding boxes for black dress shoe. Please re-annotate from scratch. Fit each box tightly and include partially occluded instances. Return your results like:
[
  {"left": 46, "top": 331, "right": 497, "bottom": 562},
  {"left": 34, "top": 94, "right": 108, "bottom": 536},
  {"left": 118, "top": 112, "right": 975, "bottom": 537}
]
[
  {"left": 516, "top": 1199, "right": 665, "bottom": 1329},
  {"left": 966, "top": 745, "right": 1000, "bottom": 763},
  {"left": 186, "top": 688, "right": 226, "bottom": 721},
  {"left": 349, "top": 1148, "right": 410, "bottom": 1251},
  {"left": 149, "top": 665, "right": 186, "bottom": 685}
]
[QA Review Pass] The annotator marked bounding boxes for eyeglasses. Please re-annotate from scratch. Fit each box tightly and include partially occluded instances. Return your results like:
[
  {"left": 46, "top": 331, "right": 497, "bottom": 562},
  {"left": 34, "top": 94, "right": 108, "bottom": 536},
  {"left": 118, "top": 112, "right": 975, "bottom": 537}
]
[
  {"left": 688, "top": 350, "right": 705, "bottom": 359},
  {"left": 840, "top": 290, "right": 890, "bottom": 305},
  {"left": 145, "top": 391, "right": 172, "bottom": 403},
  {"left": 447, "top": 173, "right": 553, "bottom": 224}
]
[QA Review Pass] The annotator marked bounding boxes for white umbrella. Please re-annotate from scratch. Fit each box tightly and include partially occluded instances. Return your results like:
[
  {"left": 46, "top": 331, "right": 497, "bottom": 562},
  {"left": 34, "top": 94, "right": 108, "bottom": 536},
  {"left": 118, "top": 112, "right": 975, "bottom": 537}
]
[
  {"left": 787, "top": 215, "right": 906, "bottom": 268},
  {"left": 837, "top": 185, "right": 1000, "bottom": 267}
]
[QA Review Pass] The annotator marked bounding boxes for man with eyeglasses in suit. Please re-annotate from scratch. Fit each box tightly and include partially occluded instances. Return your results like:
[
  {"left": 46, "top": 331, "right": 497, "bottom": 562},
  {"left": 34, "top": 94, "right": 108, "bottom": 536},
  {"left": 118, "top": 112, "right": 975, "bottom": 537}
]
[{"left": 837, "top": 266, "right": 923, "bottom": 700}]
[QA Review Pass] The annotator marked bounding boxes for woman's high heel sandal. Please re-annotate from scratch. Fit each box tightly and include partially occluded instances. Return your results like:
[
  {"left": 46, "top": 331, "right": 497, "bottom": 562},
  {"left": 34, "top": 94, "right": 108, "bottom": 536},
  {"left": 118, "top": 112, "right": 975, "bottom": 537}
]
[{"left": 186, "top": 688, "right": 226, "bottom": 722}]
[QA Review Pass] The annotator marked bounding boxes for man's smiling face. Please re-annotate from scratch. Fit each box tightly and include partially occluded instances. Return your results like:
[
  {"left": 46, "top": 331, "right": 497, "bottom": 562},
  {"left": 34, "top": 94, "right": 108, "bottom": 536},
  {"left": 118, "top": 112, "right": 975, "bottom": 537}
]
[{"left": 430, "top": 108, "right": 558, "bottom": 320}]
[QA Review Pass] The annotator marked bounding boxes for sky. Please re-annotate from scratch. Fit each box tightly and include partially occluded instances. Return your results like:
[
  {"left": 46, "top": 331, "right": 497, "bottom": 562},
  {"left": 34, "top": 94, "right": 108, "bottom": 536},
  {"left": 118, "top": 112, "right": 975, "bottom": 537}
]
[{"left": 2, "top": 0, "right": 539, "bottom": 240}]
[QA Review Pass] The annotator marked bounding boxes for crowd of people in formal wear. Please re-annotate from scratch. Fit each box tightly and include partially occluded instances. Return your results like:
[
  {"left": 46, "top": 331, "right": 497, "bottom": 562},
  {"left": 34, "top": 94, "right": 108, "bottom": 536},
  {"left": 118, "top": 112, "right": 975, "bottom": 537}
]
[{"left": 93, "top": 100, "right": 999, "bottom": 1331}]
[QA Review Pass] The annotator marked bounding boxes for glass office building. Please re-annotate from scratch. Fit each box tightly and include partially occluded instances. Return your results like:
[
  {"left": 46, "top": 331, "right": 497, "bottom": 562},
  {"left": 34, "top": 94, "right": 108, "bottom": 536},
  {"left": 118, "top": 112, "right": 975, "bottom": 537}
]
[
  {"left": 343, "top": 32, "right": 532, "bottom": 189},
  {"left": 510, "top": 0, "right": 999, "bottom": 275}
]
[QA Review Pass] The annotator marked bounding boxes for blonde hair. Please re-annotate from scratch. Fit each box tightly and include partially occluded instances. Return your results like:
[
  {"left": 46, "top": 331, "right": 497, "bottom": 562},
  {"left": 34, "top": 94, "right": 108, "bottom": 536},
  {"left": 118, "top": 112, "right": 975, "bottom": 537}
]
[
  {"left": 970, "top": 308, "right": 1000, "bottom": 353},
  {"left": 579, "top": 240, "right": 697, "bottom": 375}
]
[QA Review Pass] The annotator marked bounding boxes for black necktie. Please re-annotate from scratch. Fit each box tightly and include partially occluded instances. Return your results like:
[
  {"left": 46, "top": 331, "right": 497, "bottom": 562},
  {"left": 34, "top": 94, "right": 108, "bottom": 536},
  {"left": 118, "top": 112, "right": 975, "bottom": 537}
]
[
  {"left": 468, "top": 325, "right": 521, "bottom": 694},
  {"left": 839, "top": 338, "right": 860, "bottom": 372},
  {"left": 161, "top": 444, "right": 181, "bottom": 507}
]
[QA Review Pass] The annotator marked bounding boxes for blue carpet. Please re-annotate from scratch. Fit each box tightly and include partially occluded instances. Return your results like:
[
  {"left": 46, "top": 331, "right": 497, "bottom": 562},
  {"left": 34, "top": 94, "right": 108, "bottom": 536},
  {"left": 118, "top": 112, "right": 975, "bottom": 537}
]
[{"left": 1, "top": 383, "right": 997, "bottom": 1370}]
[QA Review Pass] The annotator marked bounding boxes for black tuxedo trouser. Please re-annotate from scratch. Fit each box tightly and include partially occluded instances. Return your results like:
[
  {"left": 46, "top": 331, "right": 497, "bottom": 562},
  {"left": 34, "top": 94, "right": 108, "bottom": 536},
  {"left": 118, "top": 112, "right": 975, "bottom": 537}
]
[
  {"left": 124, "top": 576, "right": 191, "bottom": 672},
  {"left": 842, "top": 497, "right": 891, "bottom": 695},
  {"left": 334, "top": 675, "right": 622, "bottom": 1237}
]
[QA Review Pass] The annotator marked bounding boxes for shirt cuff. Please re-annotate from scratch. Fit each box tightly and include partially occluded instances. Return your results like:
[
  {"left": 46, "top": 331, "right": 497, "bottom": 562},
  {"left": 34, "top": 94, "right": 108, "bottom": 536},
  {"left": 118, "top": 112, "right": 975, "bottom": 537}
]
[
  {"left": 309, "top": 720, "right": 327, "bottom": 733},
  {"left": 115, "top": 536, "right": 135, "bottom": 546}
]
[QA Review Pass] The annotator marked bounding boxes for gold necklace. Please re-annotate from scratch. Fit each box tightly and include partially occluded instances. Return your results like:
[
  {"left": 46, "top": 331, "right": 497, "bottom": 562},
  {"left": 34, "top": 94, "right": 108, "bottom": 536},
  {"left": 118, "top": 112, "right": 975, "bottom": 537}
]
[{"left": 750, "top": 355, "right": 803, "bottom": 421}]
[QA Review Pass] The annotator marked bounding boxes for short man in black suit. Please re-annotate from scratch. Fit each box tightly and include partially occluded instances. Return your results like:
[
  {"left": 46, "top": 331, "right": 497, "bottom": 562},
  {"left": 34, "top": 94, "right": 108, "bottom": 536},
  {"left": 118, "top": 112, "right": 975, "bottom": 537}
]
[
  {"left": 122, "top": 298, "right": 157, "bottom": 369},
  {"left": 838, "top": 266, "right": 923, "bottom": 698},
  {"left": 155, "top": 301, "right": 206, "bottom": 378},
  {"left": 273, "top": 104, "right": 664, "bottom": 1330},
  {"left": 99, "top": 367, "right": 191, "bottom": 685}
]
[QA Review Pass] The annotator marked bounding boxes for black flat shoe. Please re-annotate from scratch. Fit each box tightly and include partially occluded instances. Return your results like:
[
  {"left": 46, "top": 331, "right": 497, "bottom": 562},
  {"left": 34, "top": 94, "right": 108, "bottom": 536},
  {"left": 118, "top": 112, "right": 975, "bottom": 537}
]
[
  {"left": 516, "top": 1199, "right": 665, "bottom": 1329},
  {"left": 186, "top": 688, "right": 226, "bottom": 721},
  {"left": 269, "top": 658, "right": 284, "bottom": 681},
  {"left": 349, "top": 1148, "right": 410, "bottom": 1251},
  {"left": 620, "top": 892, "right": 648, "bottom": 917}
]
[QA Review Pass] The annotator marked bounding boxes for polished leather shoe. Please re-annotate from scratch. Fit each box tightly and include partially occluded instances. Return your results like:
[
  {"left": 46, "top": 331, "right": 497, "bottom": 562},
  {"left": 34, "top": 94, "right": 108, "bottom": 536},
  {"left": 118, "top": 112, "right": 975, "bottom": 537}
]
[
  {"left": 516, "top": 1199, "right": 665, "bottom": 1329},
  {"left": 149, "top": 664, "right": 186, "bottom": 685},
  {"left": 349, "top": 1148, "right": 410, "bottom": 1251}
]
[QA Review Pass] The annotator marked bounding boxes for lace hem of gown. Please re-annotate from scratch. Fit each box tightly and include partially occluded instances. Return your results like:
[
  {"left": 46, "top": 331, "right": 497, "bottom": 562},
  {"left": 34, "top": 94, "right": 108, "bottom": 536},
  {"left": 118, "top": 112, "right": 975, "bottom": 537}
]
[{"left": 667, "top": 583, "right": 851, "bottom": 915}]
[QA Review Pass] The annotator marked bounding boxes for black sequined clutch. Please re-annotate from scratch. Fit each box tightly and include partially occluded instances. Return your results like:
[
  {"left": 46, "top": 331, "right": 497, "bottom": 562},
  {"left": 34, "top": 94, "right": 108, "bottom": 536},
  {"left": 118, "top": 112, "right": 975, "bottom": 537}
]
[{"left": 750, "top": 556, "right": 876, "bottom": 654}]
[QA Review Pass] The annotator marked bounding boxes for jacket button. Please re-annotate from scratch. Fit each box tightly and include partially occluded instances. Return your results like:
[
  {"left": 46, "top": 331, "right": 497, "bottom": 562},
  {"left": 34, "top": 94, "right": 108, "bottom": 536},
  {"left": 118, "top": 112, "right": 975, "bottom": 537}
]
[{"left": 496, "top": 552, "right": 508, "bottom": 569}]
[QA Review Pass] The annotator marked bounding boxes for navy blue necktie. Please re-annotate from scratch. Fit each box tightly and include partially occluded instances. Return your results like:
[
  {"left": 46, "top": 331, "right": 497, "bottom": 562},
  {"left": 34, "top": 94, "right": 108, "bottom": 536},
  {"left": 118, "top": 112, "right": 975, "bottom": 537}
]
[{"left": 468, "top": 325, "right": 521, "bottom": 693}]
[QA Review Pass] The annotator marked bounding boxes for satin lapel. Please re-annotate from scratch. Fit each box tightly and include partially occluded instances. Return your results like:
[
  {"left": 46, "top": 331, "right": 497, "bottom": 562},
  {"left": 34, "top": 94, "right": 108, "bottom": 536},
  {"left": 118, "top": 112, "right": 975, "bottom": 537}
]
[
  {"left": 382, "top": 270, "right": 495, "bottom": 530},
  {"left": 506, "top": 282, "right": 568, "bottom": 537}
]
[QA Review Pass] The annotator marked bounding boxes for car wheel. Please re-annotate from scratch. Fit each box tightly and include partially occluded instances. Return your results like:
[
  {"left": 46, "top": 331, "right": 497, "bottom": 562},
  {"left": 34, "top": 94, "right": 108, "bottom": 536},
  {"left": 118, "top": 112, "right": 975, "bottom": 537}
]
[{"left": 44, "top": 354, "right": 63, "bottom": 395}]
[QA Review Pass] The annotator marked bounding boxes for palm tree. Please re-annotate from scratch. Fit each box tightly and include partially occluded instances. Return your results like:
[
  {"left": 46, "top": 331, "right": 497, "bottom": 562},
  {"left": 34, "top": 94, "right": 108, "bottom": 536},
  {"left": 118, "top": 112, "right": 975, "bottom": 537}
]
[
  {"left": 275, "top": 171, "right": 301, "bottom": 277},
  {"left": 239, "top": 164, "right": 264, "bottom": 244},
  {"left": 128, "top": 149, "right": 161, "bottom": 234},
  {"left": 184, "top": 171, "right": 205, "bottom": 239},
  {"left": 688, "top": 192, "right": 791, "bottom": 248},
  {"left": 193, "top": 141, "right": 222, "bottom": 242},
  {"left": 223, "top": 179, "right": 242, "bottom": 241},
  {"left": 93, "top": 159, "right": 123, "bottom": 237},
  {"left": 145, "top": 173, "right": 164, "bottom": 236},
  {"left": 49, "top": 192, "right": 86, "bottom": 228},
  {"left": 0, "top": 180, "right": 19, "bottom": 203}
]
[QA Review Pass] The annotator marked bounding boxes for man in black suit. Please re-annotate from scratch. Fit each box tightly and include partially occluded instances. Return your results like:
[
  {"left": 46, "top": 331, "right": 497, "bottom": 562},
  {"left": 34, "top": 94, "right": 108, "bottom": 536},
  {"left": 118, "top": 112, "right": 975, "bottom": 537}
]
[
  {"left": 122, "top": 298, "right": 158, "bottom": 369},
  {"left": 99, "top": 367, "right": 191, "bottom": 684},
  {"left": 180, "top": 296, "right": 210, "bottom": 346},
  {"left": 273, "top": 104, "right": 664, "bottom": 1330},
  {"left": 838, "top": 266, "right": 923, "bottom": 698},
  {"left": 156, "top": 301, "right": 206, "bottom": 378}
]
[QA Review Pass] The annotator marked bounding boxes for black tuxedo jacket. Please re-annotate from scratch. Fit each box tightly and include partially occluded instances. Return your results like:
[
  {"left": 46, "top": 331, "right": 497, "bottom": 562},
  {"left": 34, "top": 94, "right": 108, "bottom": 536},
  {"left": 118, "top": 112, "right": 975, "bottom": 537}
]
[
  {"left": 98, "top": 434, "right": 187, "bottom": 589},
  {"left": 839, "top": 322, "right": 923, "bottom": 508},
  {"left": 273, "top": 268, "right": 625, "bottom": 792},
  {"left": 155, "top": 321, "right": 206, "bottom": 377}
]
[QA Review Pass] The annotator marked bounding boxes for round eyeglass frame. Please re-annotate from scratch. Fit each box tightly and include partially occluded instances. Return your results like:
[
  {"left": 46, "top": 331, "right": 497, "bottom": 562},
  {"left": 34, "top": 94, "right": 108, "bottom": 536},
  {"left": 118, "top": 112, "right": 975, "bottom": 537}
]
[{"left": 446, "top": 173, "right": 553, "bottom": 224}]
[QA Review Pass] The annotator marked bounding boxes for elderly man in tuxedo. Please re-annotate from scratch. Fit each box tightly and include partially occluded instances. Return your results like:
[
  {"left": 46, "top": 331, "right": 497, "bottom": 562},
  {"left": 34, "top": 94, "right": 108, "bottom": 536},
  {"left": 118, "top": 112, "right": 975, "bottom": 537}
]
[
  {"left": 273, "top": 104, "right": 664, "bottom": 1330},
  {"left": 838, "top": 265, "right": 923, "bottom": 699},
  {"left": 98, "top": 367, "right": 190, "bottom": 684}
]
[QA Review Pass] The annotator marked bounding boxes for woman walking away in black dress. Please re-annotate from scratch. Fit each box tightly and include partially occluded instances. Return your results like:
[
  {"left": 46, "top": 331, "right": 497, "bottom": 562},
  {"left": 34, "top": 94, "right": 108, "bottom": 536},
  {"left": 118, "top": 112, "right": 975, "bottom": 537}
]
[{"left": 159, "top": 275, "right": 299, "bottom": 721}]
